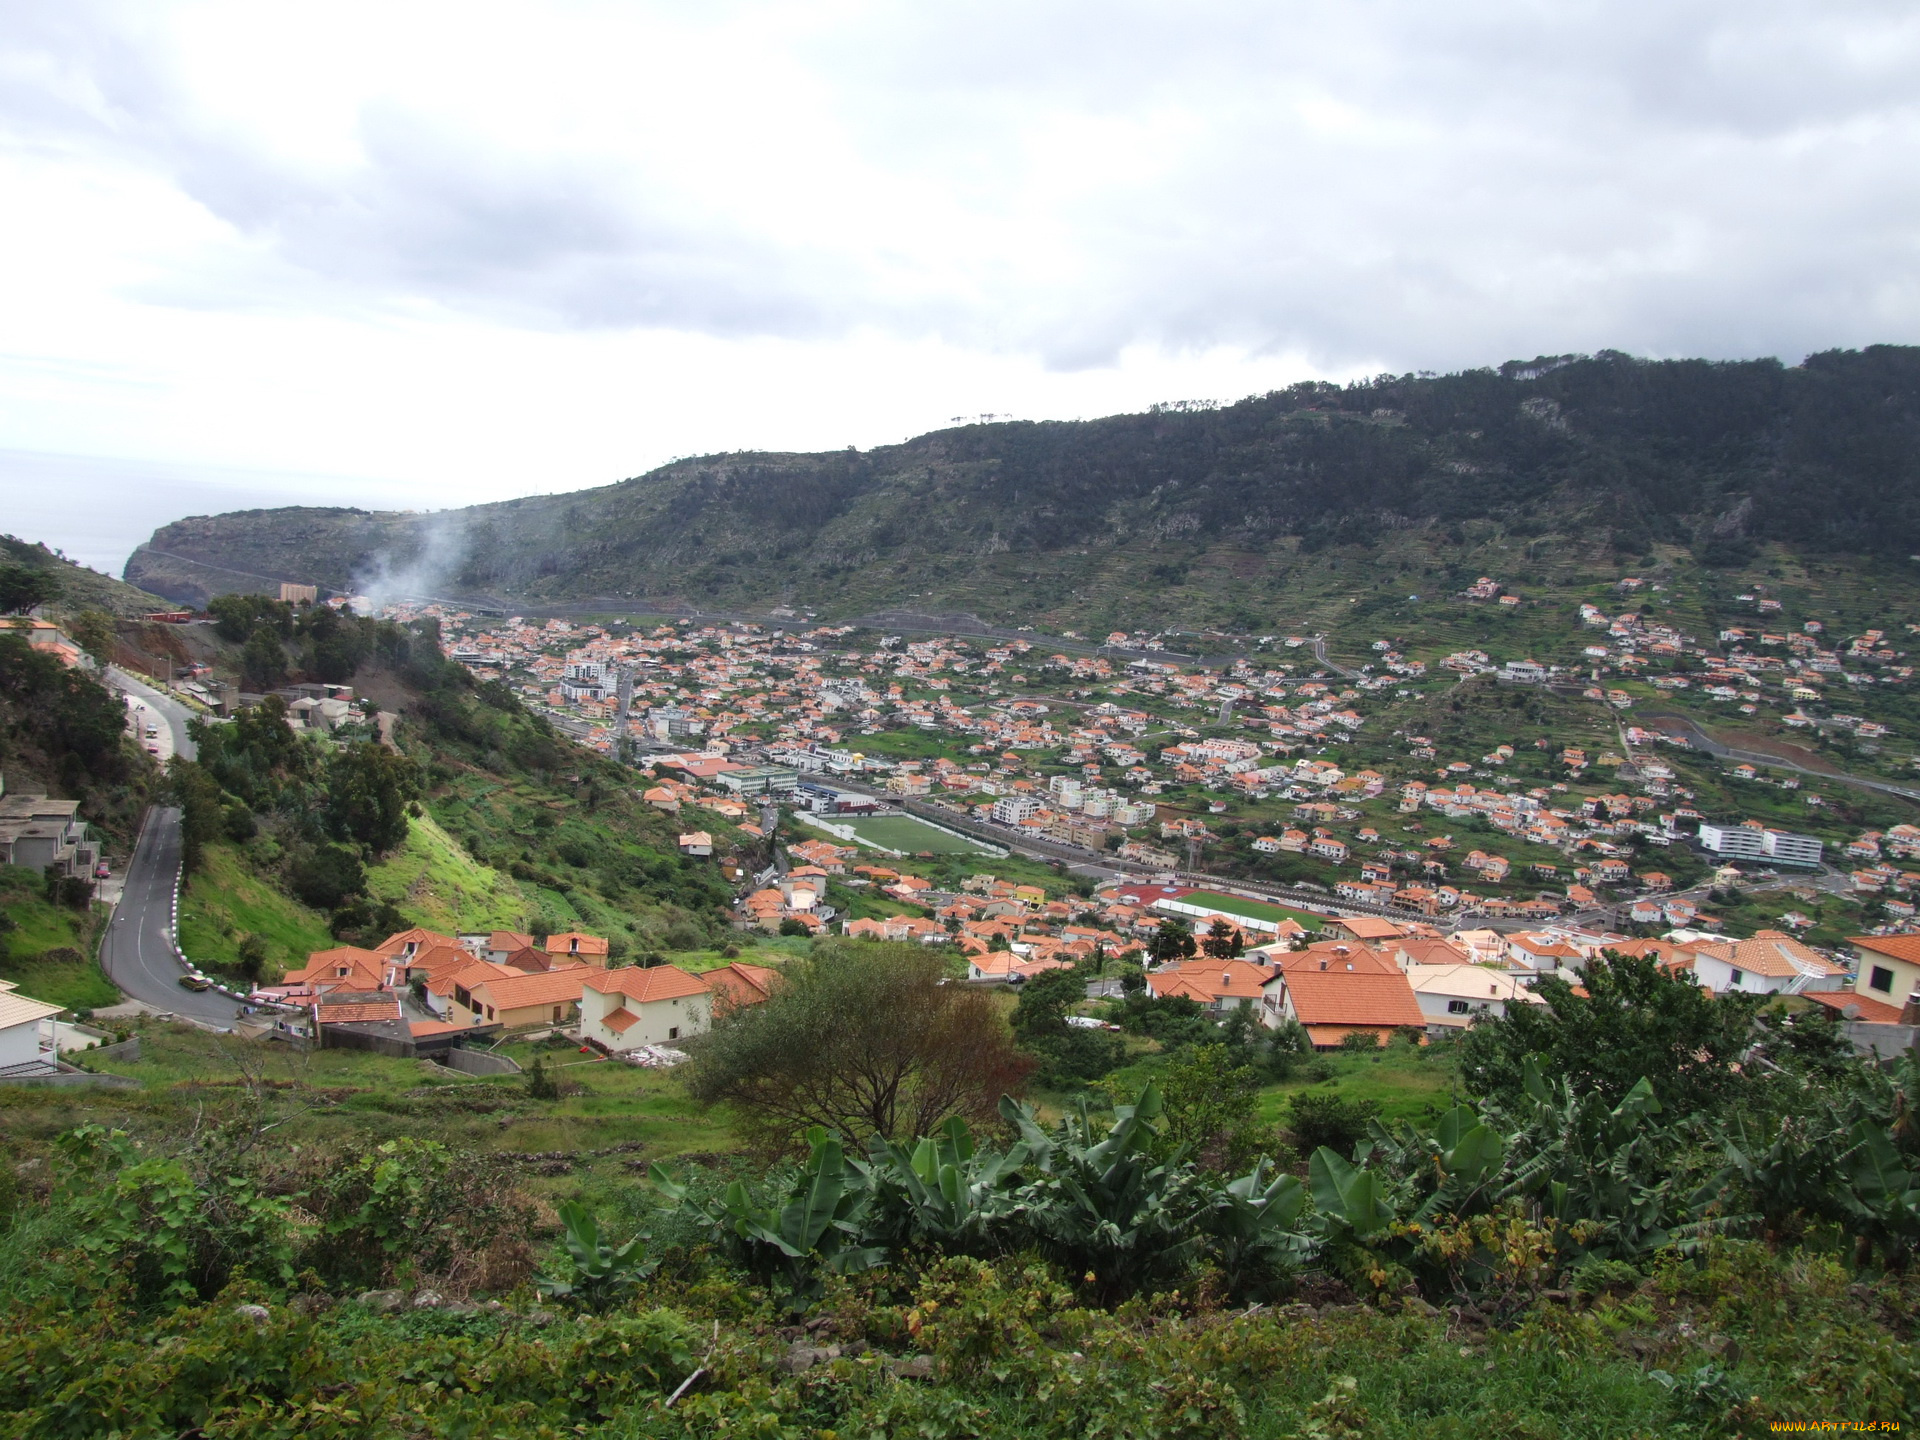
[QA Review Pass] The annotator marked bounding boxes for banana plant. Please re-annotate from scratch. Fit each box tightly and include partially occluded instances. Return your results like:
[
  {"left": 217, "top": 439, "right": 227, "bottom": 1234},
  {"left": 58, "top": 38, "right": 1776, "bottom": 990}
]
[
  {"left": 653, "top": 1127, "right": 884, "bottom": 1298},
  {"left": 537, "top": 1200, "right": 655, "bottom": 1312},
  {"left": 1308, "top": 1148, "right": 1396, "bottom": 1239},
  {"left": 998, "top": 1084, "right": 1211, "bottom": 1301},
  {"left": 864, "top": 1116, "right": 1029, "bottom": 1253},
  {"left": 1362, "top": 1103, "right": 1507, "bottom": 1225},
  {"left": 1496, "top": 1062, "right": 1679, "bottom": 1260},
  {"left": 1208, "top": 1158, "right": 1314, "bottom": 1299},
  {"left": 1696, "top": 1111, "right": 1848, "bottom": 1246},
  {"left": 1840, "top": 1119, "right": 1920, "bottom": 1271}
]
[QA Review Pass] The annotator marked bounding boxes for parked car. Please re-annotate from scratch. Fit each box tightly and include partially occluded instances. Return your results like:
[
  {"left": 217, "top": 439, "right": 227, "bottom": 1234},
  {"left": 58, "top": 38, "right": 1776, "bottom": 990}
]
[
  {"left": 94, "top": 863, "right": 110, "bottom": 879},
  {"left": 177, "top": 974, "right": 212, "bottom": 991}
]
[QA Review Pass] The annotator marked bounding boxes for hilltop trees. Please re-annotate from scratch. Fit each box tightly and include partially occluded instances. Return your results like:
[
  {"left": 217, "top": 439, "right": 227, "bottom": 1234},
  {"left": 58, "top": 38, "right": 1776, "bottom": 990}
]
[
  {"left": 322, "top": 741, "right": 421, "bottom": 852},
  {"left": 0, "top": 562, "right": 57, "bottom": 614}
]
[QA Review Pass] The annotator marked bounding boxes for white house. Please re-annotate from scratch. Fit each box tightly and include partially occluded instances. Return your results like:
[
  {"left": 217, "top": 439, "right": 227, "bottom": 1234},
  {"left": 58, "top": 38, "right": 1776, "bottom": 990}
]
[
  {"left": 1403, "top": 964, "right": 1545, "bottom": 1032},
  {"left": 580, "top": 965, "right": 714, "bottom": 1051},
  {"left": 1678, "top": 930, "right": 1846, "bottom": 996},
  {"left": 0, "top": 980, "right": 64, "bottom": 1073}
]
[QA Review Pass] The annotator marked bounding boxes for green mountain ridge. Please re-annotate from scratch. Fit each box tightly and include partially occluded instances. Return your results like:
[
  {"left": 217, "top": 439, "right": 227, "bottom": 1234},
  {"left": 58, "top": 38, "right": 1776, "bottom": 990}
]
[{"left": 124, "top": 346, "right": 1920, "bottom": 631}]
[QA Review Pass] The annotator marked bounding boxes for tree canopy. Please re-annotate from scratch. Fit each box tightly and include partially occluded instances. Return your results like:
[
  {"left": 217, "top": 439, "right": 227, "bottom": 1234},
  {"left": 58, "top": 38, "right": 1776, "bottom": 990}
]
[
  {"left": 682, "top": 939, "right": 1033, "bottom": 1154},
  {"left": 1456, "top": 949, "right": 1762, "bottom": 1110}
]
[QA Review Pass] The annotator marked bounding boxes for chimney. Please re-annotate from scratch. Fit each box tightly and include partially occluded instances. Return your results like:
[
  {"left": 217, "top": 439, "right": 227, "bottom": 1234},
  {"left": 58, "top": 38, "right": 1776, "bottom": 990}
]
[{"left": 1902, "top": 992, "right": 1920, "bottom": 1027}]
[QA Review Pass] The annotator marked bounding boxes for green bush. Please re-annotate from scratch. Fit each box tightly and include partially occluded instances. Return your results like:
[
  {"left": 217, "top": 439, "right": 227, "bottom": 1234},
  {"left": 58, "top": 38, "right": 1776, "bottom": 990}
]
[{"left": 1286, "top": 1091, "right": 1381, "bottom": 1159}]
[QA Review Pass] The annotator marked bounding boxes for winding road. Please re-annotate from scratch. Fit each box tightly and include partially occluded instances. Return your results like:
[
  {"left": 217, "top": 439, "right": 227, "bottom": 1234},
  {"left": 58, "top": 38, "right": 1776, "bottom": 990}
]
[
  {"left": 104, "top": 666, "right": 199, "bottom": 762},
  {"left": 1642, "top": 711, "right": 1920, "bottom": 806},
  {"left": 98, "top": 806, "right": 240, "bottom": 1028}
]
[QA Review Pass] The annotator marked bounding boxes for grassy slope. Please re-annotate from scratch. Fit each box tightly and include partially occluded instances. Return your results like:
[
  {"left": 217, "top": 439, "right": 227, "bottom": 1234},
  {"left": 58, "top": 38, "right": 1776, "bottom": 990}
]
[
  {"left": 176, "top": 841, "right": 335, "bottom": 980},
  {"left": 1, "top": 533, "right": 170, "bottom": 619},
  {"left": 364, "top": 811, "right": 530, "bottom": 934},
  {"left": 0, "top": 865, "right": 118, "bottom": 1010},
  {"left": 6, "top": 1019, "right": 736, "bottom": 1178}
]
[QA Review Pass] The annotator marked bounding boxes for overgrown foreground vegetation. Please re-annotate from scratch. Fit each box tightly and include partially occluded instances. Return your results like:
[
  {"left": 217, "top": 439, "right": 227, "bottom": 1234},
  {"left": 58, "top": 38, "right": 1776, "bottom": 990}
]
[{"left": 6, "top": 984, "right": 1920, "bottom": 1436}]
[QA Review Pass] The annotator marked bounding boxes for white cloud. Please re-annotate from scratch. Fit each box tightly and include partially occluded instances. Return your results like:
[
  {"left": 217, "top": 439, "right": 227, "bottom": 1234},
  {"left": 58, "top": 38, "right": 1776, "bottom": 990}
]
[{"left": 1, "top": 0, "right": 1917, "bottom": 566}]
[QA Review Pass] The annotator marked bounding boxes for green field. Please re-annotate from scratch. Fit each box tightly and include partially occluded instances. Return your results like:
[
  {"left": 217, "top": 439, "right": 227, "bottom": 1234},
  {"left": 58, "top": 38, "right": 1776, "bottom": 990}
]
[
  {"left": 836, "top": 813, "right": 1000, "bottom": 855},
  {"left": 1179, "top": 889, "right": 1325, "bottom": 930}
]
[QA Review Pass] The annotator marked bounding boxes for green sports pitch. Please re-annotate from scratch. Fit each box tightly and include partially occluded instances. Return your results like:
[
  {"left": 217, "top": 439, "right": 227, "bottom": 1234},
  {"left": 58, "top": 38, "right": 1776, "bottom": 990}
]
[
  {"left": 838, "top": 815, "right": 999, "bottom": 855},
  {"left": 1181, "top": 890, "right": 1324, "bottom": 930}
]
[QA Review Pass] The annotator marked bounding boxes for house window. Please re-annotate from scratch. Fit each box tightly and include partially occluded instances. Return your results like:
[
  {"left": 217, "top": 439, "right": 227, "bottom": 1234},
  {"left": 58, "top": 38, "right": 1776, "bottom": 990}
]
[
  {"left": 485, "top": 1006, "right": 495, "bottom": 1020},
  {"left": 668, "top": 1026, "right": 680, "bottom": 1040},
  {"left": 1870, "top": 965, "right": 1896, "bottom": 994},
  {"left": 1447, "top": 999, "right": 1471, "bottom": 1014},
  {"left": 1729, "top": 969, "right": 1744, "bottom": 987}
]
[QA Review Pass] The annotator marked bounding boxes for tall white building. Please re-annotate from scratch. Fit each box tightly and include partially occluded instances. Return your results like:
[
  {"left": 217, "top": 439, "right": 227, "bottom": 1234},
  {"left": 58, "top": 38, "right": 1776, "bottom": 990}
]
[
  {"left": 991, "top": 795, "right": 1043, "bottom": 824},
  {"left": 1697, "top": 822, "right": 1823, "bottom": 867}
]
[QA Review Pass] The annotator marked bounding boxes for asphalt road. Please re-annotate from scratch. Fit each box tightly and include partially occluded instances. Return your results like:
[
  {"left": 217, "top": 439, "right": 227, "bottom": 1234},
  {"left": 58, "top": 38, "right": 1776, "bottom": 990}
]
[
  {"left": 105, "top": 666, "right": 199, "bottom": 762},
  {"left": 98, "top": 806, "right": 240, "bottom": 1027}
]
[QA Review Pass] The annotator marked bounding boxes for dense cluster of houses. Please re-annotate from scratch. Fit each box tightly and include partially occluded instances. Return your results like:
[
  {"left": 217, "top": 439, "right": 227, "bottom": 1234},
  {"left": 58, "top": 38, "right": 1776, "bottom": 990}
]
[
  {"left": 375, "top": 595, "right": 1920, "bottom": 927},
  {"left": 257, "top": 925, "right": 776, "bottom": 1057}
]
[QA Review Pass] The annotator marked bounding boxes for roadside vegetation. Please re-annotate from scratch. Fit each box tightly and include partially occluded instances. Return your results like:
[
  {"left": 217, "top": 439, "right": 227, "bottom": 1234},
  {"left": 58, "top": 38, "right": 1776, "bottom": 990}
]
[{"left": 5, "top": 942, "right": 1918, "bottom": 1435}]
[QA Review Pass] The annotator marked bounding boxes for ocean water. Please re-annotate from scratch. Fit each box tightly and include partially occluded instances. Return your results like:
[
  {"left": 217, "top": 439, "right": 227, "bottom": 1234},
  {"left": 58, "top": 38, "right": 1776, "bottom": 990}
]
[{"left": 0, "top": 448, "right": 444, "bottom": 579}]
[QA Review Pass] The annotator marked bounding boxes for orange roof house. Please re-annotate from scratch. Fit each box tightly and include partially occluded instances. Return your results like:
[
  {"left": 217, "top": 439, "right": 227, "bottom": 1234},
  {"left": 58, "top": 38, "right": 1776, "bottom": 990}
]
[
  {"left": 1326, "top": 915, "right": 1405, "bottom": 943},
  {"left": 580, "top": 965, "right": 715, "bottom": 1051},
  {"left": 544, "top": 931, "right": 610, "bottom": 963},
  {"left": 282, "top": 946, "right": 387, "bottom": 993},
  {"left": 375, "top": 928, "right": 459, "bottom": 960},
  {"left": 1146, "top": 956, "right": 1286, "bottom": 1012},
  {"left": 702, "top": 961, "right": 782, "bottom": 1011},
  {"left": 1273, "top": 967, "right": 1427, "bottom": 1049},
  {"left": 448, "top": 965, "right": 590, "bottom": 1031}
]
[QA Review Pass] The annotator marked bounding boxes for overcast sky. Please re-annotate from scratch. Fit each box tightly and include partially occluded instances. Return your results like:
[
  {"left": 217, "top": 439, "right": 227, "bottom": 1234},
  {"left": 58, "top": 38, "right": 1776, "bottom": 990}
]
[{"left": 4, "top": 0, "right": 1918, "bottom": 573}]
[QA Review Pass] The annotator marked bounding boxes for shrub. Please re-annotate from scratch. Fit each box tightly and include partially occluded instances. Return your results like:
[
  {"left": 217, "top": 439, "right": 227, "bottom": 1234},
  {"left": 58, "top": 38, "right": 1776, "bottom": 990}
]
[{"left": 1286, "top": 1091, "right": 1380, "bottom": 1159}]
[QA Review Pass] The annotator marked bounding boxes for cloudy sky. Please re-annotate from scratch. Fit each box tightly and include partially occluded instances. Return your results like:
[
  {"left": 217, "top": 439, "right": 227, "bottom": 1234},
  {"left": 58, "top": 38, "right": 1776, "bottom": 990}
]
[{"left": 3, "top": 0, "right": 1918, "bottom": 573}]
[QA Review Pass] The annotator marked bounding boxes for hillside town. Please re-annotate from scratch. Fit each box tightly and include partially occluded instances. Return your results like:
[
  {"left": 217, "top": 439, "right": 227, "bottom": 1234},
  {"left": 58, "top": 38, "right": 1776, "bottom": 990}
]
[{"left": 379, "top": 584, "right": 1920, "bottom": 954}]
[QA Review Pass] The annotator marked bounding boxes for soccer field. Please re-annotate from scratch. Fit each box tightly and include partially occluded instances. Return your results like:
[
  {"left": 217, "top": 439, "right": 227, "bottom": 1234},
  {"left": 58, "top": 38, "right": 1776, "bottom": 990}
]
[
  {"left": 1181, "top": 890, "right": 1325, "bottom": 931},
  {"left": 839, "top": 815, "right": 999, "bottom": 855}
]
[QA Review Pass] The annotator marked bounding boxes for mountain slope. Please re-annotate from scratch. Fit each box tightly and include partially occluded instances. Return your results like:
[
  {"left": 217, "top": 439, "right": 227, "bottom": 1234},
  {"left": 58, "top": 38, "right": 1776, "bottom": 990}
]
[
  {"left": 124, "top": 346, "right": 1920, "bottom": 627},
  {"left": 3, "top": 534, "right": 171, "bottom": 618}
]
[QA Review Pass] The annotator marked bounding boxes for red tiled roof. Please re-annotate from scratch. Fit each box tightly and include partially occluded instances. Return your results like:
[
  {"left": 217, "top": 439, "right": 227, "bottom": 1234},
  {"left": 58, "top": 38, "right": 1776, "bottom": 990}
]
[
  {"left": 1264, "top": 942, "right": 1398, "bottom": 975},
  {"left": 601, "top": 1006, "right": 640, "bottom": 1035},
  {"left": 285, "top": 947, "right": 386, "bottom": 986},
  {"left": 1282, "top": 969, "right": 1426, "bottom": 1028},
  {"left": 1148, "top": 956, "right": 1281, "bottom": 1002},
  {"left": 374, "top": 928, "right": 458, "bottom": 957},
  {"left": 469, "top": 967, "right": 590, "bottom": 1010},
  {"left": 408, "top": 1019, "right": 463, "bottom": 1037},
  {"left": 1852, "top": 933, "right": 1920, "bottom": 964},
  {"left": 1802, "top": 989, "right": 1905, "bottom": 1025},
  {"left": 1335, "top": 916, "right": 1405, "bottom": 940},
  {"left": 407, "top": 942, "right": 475, "bottom": 976},
  {"left": 314, "top": 1000, "right": 403, "bottom": 1024},
  {"left": 586, "top": 965, "right": 712, "bottom": 1003},
  {"left": 1691, "top": 930, "right": 1845, "bottom": 981},
  {"left": 430, "top": 959, "right": 519, "bottom": 997},
  {"left": 703, "top": 962, "right": 781, "bottom": 1008}
]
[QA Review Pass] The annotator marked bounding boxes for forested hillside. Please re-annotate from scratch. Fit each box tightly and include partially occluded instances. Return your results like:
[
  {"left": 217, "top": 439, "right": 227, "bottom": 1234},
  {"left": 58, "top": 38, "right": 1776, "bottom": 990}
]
[{"left": 126, "top": 346, "right": 1920, "bottom": 631}]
